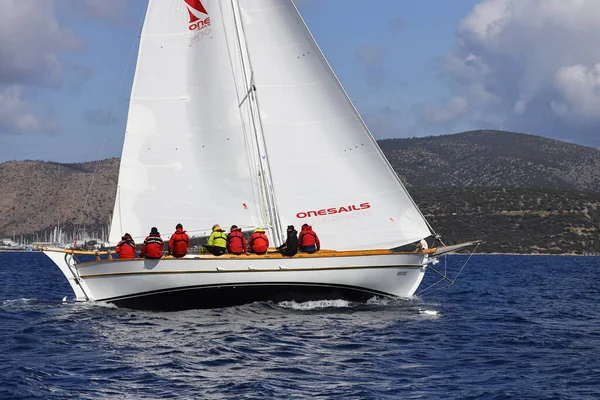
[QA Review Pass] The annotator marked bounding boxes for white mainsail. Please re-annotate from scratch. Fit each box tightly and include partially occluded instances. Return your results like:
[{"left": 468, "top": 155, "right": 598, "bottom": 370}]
[
  {"left": 109, "top": 0, "right": 267, "bottom": 244},
  {"left": 110, "top": 0, "right": 433, "bottom": 250}
]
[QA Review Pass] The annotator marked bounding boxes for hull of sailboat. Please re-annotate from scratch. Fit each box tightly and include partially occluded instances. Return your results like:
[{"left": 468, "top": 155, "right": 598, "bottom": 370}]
[{"left": 44, "top": 250, "right": 427, "bottom": 311}]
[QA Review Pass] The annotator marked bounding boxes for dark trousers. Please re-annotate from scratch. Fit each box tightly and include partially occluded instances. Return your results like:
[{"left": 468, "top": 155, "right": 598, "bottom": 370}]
[
  {"left": 300, "top": 245, "right": 317, "bottom": 254},
  {"left": 203, "top": 245, "right": 226, "bottom": 256},
  {"left": 279, "top": 247, "right": 298, "bottom": 257}
]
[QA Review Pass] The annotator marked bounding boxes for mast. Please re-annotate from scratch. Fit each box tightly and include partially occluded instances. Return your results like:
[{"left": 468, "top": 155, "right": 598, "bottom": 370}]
[{"left": 230, "top": 0, "right": 284, "bottom": 245}]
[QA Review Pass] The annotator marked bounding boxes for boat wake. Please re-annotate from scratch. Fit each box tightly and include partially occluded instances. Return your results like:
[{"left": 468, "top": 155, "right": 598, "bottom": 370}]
[
  {"left": 1, "top": 298, "right": 37, "bottom": 309},
  {"left": 276, "top": 299, "right": 353, "bottom": 310}
]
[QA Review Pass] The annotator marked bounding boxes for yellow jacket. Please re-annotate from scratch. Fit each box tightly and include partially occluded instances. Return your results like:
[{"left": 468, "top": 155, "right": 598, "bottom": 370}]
[{"left": 208, "top": 228, "right": 227, "bottom": 248}]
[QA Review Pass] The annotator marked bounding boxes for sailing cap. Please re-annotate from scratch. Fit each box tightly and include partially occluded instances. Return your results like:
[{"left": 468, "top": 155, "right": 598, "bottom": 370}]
[
  {"left": 176, "top": 223, "right": 183, "bottom": 229},
  {"left": 150, "top": 227, "right": 159, "bottom": 234},
  {"left": 287, "top": 225, "right": 295, "bottom": 230}
]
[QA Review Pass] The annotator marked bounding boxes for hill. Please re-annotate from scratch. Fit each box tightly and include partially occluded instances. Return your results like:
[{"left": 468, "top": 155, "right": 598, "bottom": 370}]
[
  {"left": 1, "top": 130, "right": 599, "bottom": 254},
  {"left": 0, "top": 159, "right": 118, "bottom": 242},
  {"left": 379, "top": 130, "right": 600, "bottom": 192}
]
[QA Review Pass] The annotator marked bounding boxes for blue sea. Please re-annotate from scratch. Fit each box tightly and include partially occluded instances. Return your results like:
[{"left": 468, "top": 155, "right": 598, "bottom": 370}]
[{"left": 1, "top": 253, "right": 599, "bottom": 399}]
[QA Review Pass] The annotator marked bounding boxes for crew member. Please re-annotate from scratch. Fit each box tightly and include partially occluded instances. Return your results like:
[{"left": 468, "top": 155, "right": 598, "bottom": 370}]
[
  {"left": 168, "top": 223, "right": 189, "bottom": 258},
  {"left": 227, "top": 225, "right": 248, "bottom": 255},
  {"left": 277, "top": 225, "right": 298, "bottom": 257},
  {"left": 249, "top": 227, "right": 269, "bottom": 255},
  {"left": 203, "top": 224, "right": 227, "bottom": 256},
  {"left": 298, "top": 224, "right": 320, "bottom": 254},
  {"left": 141, "top": 227, "right": 164, "bottom": 259},
  {"left": 115, "top": 233, "right": 136, "bottom": 259}
]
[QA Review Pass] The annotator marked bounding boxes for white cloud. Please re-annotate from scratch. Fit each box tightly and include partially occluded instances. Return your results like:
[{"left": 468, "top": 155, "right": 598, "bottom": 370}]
[
  {"left": 423, "top": 0, "right": 600, "bottom": 145},
  {"left": 0, "top": 0, "right": 86, "bottom": 134},
  {"left": 63, "top": 0, "right": 138, "bottom": 24},
  {"left": 419, "top": 96, "right": 469, "bottom": 125},
  {"left": 0, "top": 86, "right": 58, "bottom": 133},
  {"left": 355, "top": 45, "right": 387, "bottom": 88},
  {"left": 552, "top": 63, "right": 600, "bottom": 119},
  {"left": 0, "top": 0, "right": 83, "bottom": 87}
]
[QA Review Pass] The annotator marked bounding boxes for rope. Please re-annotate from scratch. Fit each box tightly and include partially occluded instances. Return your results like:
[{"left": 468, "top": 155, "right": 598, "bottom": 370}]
[{"left": 417, "top": 241, "right": 481, "bottom": 296}]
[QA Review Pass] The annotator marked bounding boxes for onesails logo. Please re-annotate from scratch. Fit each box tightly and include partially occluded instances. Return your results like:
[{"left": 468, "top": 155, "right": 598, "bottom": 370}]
[
  {"left": 184, "top": 0, "right": 211, "bottom": 31},
  {"left": 296, "top": 203, "right": 371, "bottom": 219}
]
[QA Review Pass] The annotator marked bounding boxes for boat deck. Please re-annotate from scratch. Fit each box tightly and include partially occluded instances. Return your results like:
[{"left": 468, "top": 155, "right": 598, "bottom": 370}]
[{"left": 43, "top": 247, "right": 437, "bottom": 265}]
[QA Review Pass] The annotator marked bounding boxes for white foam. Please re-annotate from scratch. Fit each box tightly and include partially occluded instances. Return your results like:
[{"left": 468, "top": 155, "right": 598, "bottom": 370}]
[
  {"left": 1, "top": 298, "right": 35, "bottom": 306},
  {"left": 91, "top": 301, "right": 119, "bottom": 309},
  {"left": 277, "top": 299, "right": 352, "bottom": 310}
]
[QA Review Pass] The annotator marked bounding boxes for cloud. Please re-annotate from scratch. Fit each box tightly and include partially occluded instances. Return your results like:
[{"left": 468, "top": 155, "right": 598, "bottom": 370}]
[
  {"left": 0, "top": 0, "right": 92, "bottom": 135},
  {"left": 551, "top": 63, "right": 600, "bottom": 119},
  {"left": 355, "top": 45, "right": 387, "bottom": 88},
  {"left": 421, "top": 0, "right": 600, "bottom": 146},
  {"left": 84, "top": 109, "right": 117, "bottom": 126},
  {"left": 0, "top": 86, "right": 59, "bottom": 134},
  {"left": 0, "top": 0, "right": 83, "bottom": 88},
  {"left": 64, "top": 0, "right": 139, "bottom": 25},
  {"left": 389, "top": 17, "right": 406, "bottom": 31},
  {"left": 419, "top": 97, "right": 469, "bottom": 125}
]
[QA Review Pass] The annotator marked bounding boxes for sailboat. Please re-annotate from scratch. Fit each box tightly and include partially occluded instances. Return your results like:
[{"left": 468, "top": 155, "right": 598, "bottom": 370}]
[{"left": 44, "top": 0, "right": 479, "bottom": 311}]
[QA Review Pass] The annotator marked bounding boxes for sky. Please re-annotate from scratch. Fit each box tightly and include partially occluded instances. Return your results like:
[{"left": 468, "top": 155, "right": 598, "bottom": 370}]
[{"left": 1, "top": 0, "right": 600, "bottom": 163}]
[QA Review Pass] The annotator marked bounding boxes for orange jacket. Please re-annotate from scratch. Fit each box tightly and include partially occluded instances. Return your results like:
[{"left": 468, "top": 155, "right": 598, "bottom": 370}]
[
  {"left": 227, "top": 228, "right": 247, "bottom": 254},
  {"left": 115, "top": 235, "right": 136, "bottom": 259},
  {"left": 168, "top": 228, "right": 189, "bottom": 257},
  {"left": 299, "top": 225, "right": 320, "bottom": 250},
  {"left": 249, "top": 229, "right": 269, "bottom": 254},
  {"left": 141, "top": 233, "right": 164, "bottom": 259}
]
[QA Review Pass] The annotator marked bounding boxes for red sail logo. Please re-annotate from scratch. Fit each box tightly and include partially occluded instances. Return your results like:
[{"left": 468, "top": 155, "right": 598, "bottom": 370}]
[
  {"left": 184, "top": 0, "right": 210, "bottom": 31},
  {"left": 296, "top": 202, "right": 371, "bottom": 219}
]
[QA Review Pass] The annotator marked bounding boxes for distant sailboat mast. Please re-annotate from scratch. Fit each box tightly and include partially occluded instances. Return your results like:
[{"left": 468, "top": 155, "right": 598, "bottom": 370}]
[{"left": 230, "top": 0, "right": 284, "bottom": 245}]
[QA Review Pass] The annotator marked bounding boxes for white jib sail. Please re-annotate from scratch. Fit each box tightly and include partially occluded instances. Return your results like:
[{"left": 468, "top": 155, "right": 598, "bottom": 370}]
[{"left": 236, "top": 0, "right": 432, "bottom": 250}]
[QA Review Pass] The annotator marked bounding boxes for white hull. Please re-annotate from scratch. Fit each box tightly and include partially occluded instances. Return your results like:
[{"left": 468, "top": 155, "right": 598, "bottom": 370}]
[{"left": 44, "top": 250, "right": 428, "bottom": 310}]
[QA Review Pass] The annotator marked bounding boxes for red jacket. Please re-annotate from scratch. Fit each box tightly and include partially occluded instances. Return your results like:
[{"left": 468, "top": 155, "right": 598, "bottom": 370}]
[
  {"left": 141, "top": 233, "right": 164, "bottom": 259},
  {"left": 299, "top": 225, "right": 320, "bottom": 250},
  {"left": 115, "top": 235, "right": 136, "bottom": 259},
  {"left": 249, "top": 230, "right": 269, "bottom": 254},
  {"left": 168, "top": 228, "right": 189, "bottom": 257},
  {"left": 227, "top": 228, "right": 247, "bottom": 254}
]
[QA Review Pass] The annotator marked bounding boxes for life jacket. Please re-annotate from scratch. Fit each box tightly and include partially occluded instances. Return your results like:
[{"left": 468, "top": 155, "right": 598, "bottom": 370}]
[
  {"left": 299, "top": 225, "right": 320, "bottom": 250},
  {"left": 115, "top": 235, "right": 136, "bottom": 259},
  {"left": 227, "top": 228, "right": 247, "bottom": 254},
  {"left": 168, "top": 228, "right": 189, "bottom": 257},
  {"left": 249, "top": 229, "right": 269, "bottom": 254},
  {"left": 141, "top": 233, "right": 164, "bottom": 259},
  {"left": 208, "top": 228, "right": 227, "bottom": 248}
]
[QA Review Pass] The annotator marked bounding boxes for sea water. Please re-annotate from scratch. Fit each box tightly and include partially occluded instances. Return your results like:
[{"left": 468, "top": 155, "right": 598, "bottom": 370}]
[{"left": 1, "top": 253, "right": 598, "bottom": 399}]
